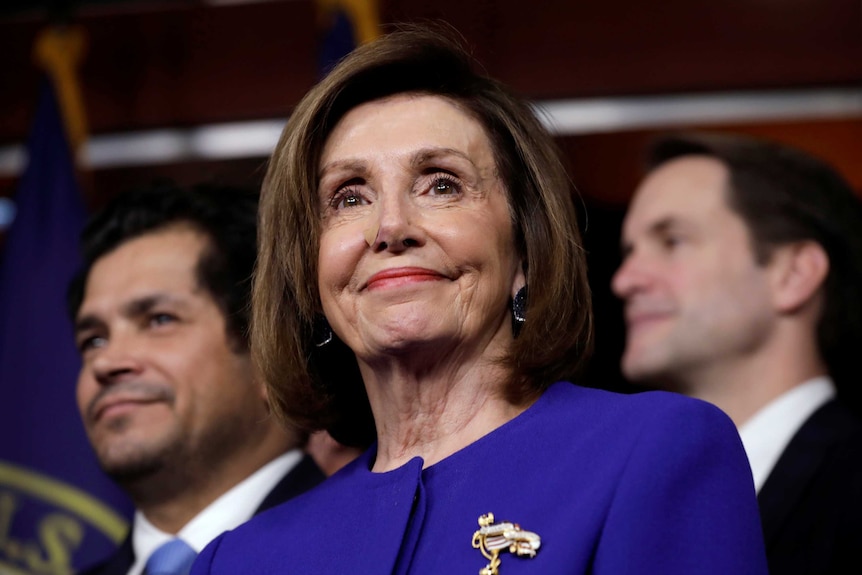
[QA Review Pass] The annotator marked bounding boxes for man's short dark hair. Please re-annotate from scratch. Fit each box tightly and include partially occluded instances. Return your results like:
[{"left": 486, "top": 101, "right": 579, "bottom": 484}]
[
  {"left": 67, "top": 181, "right": 259, "bottom": 351},
  {"left": 648, "top": 132, "right": 862, "bottom": 410}
]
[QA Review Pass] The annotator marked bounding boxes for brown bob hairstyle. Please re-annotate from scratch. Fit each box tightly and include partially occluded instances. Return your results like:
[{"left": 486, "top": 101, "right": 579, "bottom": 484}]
[{"left": 252, "top": 24, "right": 593, "bottom": 447}]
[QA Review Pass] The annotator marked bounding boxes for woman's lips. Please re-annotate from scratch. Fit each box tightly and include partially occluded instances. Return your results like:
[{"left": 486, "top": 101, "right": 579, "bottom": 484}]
[{"left": 365, "top": 267, "right": 447, "bottom": 290}]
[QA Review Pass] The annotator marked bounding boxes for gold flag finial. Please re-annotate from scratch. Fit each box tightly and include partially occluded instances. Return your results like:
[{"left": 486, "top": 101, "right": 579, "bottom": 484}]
[{"left": 33, "top": 25, "right": 88, "bottom": 153}]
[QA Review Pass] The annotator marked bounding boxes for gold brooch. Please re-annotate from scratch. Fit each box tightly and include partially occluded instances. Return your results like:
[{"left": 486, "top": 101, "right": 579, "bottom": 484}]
[{"left": 471, "top": 512, "right": 541, "bottom": 575}]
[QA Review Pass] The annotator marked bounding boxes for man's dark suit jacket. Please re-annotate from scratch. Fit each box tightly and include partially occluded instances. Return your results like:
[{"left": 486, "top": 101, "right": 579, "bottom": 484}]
[
  {"left": 76, "top": 454, "right": 325, "bottom": 575},
  {"left": 758, "top": 399, "right": 862, "bottom": 575}
]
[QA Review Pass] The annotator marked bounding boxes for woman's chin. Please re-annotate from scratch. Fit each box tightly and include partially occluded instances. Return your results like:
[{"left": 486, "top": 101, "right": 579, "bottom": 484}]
[
  {"left": 357, "top": 328, "right": 457, "bottom": 362},
  {"left": 358, "top": 308, "right": 450, "bottom": 343}
]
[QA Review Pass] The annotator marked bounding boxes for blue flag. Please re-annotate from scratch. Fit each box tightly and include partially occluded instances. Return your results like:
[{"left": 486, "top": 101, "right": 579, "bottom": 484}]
[
  {"left": 316, "top": 0, "right": 381, "bottom": 75},
  {"left": 0, "top": 79, "right": 132, "bottom": 575}
]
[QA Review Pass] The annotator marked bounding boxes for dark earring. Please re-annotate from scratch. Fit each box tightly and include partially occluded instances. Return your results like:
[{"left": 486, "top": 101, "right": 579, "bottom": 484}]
[
  {"left": 313, "top": 315, "right": 333, "bottom": 347},
  {"left": 511, "top": 286, "right": 527, "bottom": 337}
]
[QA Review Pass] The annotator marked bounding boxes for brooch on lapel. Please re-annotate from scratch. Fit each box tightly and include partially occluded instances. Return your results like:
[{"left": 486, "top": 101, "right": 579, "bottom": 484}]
[{"left": 471, "top": 512, "right": 541, "bottom": 575}]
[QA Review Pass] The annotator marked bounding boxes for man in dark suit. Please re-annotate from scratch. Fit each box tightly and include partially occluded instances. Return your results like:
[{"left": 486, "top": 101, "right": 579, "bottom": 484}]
[
  {"left": 612, "top": 132, "right": 862, "bottom": 575},
  {"left": 68, "top": 182, "right": 325, "bottom": 575}
]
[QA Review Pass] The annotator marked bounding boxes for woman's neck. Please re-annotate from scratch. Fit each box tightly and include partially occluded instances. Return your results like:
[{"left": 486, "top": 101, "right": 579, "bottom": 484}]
[{"left": 360, "top": 356, "right": 528, "bottom": 472}]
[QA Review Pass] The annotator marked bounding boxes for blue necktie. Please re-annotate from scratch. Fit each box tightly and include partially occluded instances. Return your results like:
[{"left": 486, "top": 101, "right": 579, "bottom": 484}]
[{"left": 144, "top": 538, "right": 198, "bottom": 575}]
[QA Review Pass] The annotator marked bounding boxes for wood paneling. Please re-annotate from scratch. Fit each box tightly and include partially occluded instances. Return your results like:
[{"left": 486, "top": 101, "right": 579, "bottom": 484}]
[
  {"left": 1, "top": 1, "right": 318, "bottom": 141},
  {"left": 562, "top": 119, "right": 862, "bottom": 208},
  {"left": 1, "top": 0, "right": 859, "bottom": 140},
  {"left": 387, "top": 0, "right": 862, "bottom": 98}
]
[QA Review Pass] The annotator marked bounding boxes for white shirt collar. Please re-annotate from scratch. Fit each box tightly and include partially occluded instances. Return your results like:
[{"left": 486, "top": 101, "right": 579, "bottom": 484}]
[
  {"left": 128, "top": 449, "right": 303, "bottom": 575},
  {"left": 738, "top": 376, "right": 835, "bottom": 493}
]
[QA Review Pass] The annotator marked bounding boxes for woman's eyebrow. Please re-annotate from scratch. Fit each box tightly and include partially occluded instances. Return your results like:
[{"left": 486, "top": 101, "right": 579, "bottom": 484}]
[
  {"left": 411, "top": 147, "right": 473, "bottom": 168},
  {"left": 319, "top": 159, "right": 369, "bottom": 180}
]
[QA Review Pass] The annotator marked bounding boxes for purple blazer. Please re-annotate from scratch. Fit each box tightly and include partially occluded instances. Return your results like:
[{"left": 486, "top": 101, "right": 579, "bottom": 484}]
[{"left": 192, "top": 382, "right": 768, "bottom": 574}]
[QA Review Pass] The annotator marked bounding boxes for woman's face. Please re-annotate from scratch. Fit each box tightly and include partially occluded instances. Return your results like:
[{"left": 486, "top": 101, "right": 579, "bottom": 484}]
[{"left": 317, "top": 93, "right": 525, "bottom": 364}]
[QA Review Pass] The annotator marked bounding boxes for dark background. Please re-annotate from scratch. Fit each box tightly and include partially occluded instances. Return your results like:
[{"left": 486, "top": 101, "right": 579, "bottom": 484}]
[{"left": 1, "top": 0, "right": 860, "bottom": 392}]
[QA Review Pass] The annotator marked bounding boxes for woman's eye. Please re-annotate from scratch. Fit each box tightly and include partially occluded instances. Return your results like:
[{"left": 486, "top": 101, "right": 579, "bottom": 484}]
[
  {"left": 341, "top": 194, "right": 363, "bottom": 208},
  {"left": 331, "top": 190, "right": 368, "bottom": 209},
  {"left": 429, "top": 176, "right": 460, "bottom": 195}
]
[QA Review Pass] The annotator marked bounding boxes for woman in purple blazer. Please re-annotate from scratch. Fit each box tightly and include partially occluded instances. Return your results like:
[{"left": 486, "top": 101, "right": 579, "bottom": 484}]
[{"left": 192, "top": 25, "right": 768, "bottom": 575}]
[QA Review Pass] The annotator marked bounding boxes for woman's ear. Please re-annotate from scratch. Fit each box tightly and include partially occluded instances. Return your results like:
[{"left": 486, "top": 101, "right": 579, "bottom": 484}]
[
  {"left": 769, "top": 241, "right": 829, "bottom": 314},
  {"left": 511, "top": 259, "right": 527, "bottom": 300}
]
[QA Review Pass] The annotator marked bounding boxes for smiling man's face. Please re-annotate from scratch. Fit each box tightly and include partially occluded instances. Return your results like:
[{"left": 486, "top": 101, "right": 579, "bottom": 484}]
[
  {"left": 612, "top": 156, "right": 776, "bottom": 388},
  {"left": 74, "top": 225, "right": 266, "bottom": 483}
]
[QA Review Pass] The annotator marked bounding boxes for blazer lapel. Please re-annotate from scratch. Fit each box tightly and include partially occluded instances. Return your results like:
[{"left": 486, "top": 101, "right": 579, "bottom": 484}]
[
  {"left": 757, "top": 400, "right": 858, "bottom": 544},
  {"left": 254, "top": 454, "right": 326, "bottom": 515}
]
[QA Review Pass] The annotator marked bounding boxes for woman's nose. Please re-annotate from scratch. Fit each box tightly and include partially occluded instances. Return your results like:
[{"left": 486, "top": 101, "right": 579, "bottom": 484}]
[{"left": 370, "top": 194, "right": 423, "bottom": 253}]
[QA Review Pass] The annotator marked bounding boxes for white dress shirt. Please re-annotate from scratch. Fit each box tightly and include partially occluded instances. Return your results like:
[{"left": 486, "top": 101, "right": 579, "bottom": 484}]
[
  {"left": 738, "top": 377, "right": 835, "bottom": 492},
  {"left": 127, "top": 449, "right": 303, "bottom": 575}
]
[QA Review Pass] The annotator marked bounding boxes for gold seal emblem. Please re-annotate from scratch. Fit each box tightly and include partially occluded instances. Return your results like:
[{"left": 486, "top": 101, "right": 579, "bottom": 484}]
[
  {"left": 0, "top": 462, "right": 129, "bottom": 575},
  {"left": 471, "top": 512, "right": 541, "bottom": 575}
]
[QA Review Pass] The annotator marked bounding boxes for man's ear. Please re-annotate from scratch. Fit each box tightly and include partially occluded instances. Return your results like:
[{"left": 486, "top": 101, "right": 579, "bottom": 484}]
[{"left": 769, "top": 241, "right": 829, "bottom": 314}]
